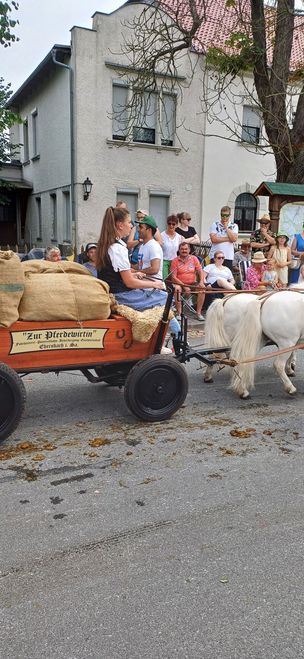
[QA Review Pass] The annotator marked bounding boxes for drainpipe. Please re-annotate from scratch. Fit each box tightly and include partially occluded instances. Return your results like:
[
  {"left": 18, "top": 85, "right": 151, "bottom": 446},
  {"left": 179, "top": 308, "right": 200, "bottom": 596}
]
[
  {"left": 199, "top": 56, "right": 208, "bottom": 240},
  {"left": 51, "top": 48, "right": 76, "bottom": 252}
]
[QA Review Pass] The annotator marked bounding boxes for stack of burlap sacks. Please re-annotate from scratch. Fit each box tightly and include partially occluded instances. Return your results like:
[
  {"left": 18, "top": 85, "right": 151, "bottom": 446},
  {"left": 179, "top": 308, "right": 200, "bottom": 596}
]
[{"left": 0, "top": 251, "right": 112, "bottom": 328}]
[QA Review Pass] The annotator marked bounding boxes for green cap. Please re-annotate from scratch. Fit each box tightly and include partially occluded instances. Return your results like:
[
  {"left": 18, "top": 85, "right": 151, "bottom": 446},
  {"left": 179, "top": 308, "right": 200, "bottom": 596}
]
[{"left": 136, "top": 215, "right": 157, "bottom": 230}]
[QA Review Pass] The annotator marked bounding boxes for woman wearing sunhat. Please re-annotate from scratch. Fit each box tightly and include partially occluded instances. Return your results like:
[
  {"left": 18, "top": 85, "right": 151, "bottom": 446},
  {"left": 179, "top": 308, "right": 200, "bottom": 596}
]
[
  {"left": 268, "top": 231, "right": 292, "bottom": 287},
  {"left": 244, "top": 251, "right": 267, "bottom": 290}
]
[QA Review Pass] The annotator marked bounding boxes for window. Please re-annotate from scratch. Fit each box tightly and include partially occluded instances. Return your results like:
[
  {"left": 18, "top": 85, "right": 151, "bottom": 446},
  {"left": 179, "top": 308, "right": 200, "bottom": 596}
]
[
  {"left": 133, "top": 92, "right": 157, "bottom": 144},
  {"left": 36, "top": 197, "right": 42, "bottom": 240},
  {"left": 63, "top": 191, "right": 71, "bottom": 241},
  {"left": 234, "top": 193, "right": 257, "bottom": 232},
  {"left": 149, "top": 193, "right": 169, "bottom": 232},
  {"left": 22, "top": 118, "right": 29, "bottom": 162},
  {"left": 116, "top": 192, "right": 138, "bottom": 219},
  {"left": 241, "top": 106, "right": 261, "bottom": 144},
  {"left": 50, "top": 193, "right": 57, "bottom": 240},
  {"left": 31, "top": 109, "right": 39, "bottom": 157},
  {"left": 112, "top": 84, "right": 176, "bottom": 147},
  {"left": 160, "top": 94, "right": 175, "bottom": 146},
  {"left": 112, "top": 84, "right": 128, "bottom": 141}
]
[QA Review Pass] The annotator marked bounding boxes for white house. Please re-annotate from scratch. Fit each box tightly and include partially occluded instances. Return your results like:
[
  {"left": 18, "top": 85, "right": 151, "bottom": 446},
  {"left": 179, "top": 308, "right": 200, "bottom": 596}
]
[{"left": 2, "top": 0, "right": 277, "bottom": 252}]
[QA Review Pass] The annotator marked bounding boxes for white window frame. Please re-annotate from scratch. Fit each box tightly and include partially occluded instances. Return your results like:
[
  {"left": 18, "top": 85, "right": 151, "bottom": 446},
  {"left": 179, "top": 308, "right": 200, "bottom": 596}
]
[
  {"left": 31, "top": 108, "right": 39, "bottom": 157},
  {"left": 35, "top": 197, "right": 42, "bottom": 240},
  {"left": 62, "top": 190, "right": 71, "bottom": 242},
  {"left": 112, "top": 82, "right": 176, "bottom": 147},
  {"left": 50, "top": 193, "right": 57, "bottom": 241},
  {"left": 22, "top": 117, "right": 29, "bottom": 162},
  {"left": 241, "top": 105, "right": 261, "bottom": 145}
]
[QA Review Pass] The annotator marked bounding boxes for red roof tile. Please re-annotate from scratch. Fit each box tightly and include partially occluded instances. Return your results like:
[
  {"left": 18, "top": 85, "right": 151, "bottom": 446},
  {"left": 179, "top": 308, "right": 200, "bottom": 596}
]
[{"left": 159, "top": 0, "right": 304, "bottom": 69}]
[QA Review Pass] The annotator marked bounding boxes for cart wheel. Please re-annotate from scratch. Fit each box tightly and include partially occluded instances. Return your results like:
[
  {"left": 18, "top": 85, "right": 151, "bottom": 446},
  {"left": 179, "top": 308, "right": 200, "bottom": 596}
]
[
  {"left": 124, "top": 355, "right": 188, "bottom": 422},
  {"left": 0, "top": 363, "right": 26, "bottom": 442}
]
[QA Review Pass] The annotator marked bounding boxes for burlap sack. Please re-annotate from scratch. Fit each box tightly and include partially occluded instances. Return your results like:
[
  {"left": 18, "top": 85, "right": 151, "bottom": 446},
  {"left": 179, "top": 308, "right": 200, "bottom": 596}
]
[
  {"left": 22, "top": 260, "right": 91, "bottom": 276},
  {"left": 19, "top": 261, "right": 112, "bottom": 321},
  {"left": 0, "top": 251, "right": 25, "bottom": 327},
  {"left": 113, "top": 304, "right": 173, "bottom": 342}
]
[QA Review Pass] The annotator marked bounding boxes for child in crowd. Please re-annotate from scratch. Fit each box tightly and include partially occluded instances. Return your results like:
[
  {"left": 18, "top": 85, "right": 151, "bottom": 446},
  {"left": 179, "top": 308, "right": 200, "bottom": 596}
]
[
  {"left": 261, "top": 258, "right": 278, "bottom": 289},
  {"left": 268, "top": 231, "right": 291, "bottom": 287}
]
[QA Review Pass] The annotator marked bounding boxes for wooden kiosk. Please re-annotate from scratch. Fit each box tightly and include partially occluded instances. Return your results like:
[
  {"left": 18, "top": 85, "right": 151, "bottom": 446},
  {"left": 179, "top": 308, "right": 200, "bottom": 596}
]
[{"left": 254, "top": 182, "right": 304, "bottom": 233}]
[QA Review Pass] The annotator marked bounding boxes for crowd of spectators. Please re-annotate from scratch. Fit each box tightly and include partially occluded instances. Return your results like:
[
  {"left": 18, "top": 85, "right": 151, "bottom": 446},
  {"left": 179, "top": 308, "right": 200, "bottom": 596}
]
[{"left": 16, "top": 202, "right": 304, "bottom": 325}]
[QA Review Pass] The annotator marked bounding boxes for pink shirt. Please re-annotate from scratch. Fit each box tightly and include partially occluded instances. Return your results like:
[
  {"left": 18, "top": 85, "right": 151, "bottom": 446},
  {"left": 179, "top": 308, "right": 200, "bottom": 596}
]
[{"left": 245, "top": 264, "right": 266, "bottom": 289}]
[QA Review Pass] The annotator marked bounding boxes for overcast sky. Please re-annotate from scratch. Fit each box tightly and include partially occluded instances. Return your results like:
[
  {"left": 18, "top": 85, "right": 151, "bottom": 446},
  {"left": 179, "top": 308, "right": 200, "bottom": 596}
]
[
  {"left": 2, "top": 0, "right": 124, "bottom": 93},
  {"left": 3, "top": 0, "right": 304, "bottom": 94}
]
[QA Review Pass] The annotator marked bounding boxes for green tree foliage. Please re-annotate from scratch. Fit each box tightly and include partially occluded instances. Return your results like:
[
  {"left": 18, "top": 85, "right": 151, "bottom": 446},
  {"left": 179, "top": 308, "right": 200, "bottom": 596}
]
[
  {"left": 0, "top": 1, "right": 19, "bottom": 47},
  {"left": 0, "top": 2, "right": 20, "bottom": 169}
]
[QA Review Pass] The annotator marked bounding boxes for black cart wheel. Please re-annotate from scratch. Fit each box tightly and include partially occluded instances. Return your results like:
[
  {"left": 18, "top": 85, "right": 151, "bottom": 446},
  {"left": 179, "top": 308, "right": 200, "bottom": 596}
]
[
  {"left": 0, "top": 363, "right": 26, "bottom": 442},
  {"left": 124, "top": 355, "right": 188, "bottom": 422}
]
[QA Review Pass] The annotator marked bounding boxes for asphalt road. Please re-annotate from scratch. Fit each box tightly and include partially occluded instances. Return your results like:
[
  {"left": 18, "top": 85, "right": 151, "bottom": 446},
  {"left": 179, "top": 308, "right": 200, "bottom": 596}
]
[{"left": 1, "top": 335, "right": 304, "bottom": 659}]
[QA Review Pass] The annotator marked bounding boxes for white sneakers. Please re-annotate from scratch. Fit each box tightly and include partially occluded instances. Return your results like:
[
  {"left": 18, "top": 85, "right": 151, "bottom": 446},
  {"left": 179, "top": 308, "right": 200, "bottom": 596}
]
[{"left": 161, "top": 346, "right": 174, "bottom": 355}]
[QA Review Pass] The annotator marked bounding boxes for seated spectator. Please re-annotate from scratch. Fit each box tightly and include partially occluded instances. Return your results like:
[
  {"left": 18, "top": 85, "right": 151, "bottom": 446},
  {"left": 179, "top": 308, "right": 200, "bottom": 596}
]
[
  {"left": 171, "top": 242, "right": 206, "bottom": 321},
  {"left": 204, "top": 251, "right": 236, "bottom": 290},
  {"left": 203, "top": 250, "right": 236, "bottom": 310},
  {"left": 261, "top": 258, "right": 279, "bottom": 289},
  {"left": 161, "top": 215, "right": 182, "bottom": 280},
  {"left": 244, "top": 251, "right": 267, "bottom": 290},
  {"left": 233, "top": 239, "right": 251, "bottom": 271},
  {"left": 21, "top": 247, "right": 45, "bottom": 261},
  {"left": 45, "top": 246, "right": 62, "bottom": 262},
  {"left": 83, "top": 242, "right": 97, "bottom": 277}
]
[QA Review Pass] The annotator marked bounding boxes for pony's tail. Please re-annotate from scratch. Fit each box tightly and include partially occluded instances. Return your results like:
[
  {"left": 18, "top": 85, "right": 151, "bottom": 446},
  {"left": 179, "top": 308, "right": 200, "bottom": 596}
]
[
  {"left": 204, "top": 298, "right": 229, "bottom": 348},
  {"left": 230, "top": 298, "right": 263, "bottom": 396}
]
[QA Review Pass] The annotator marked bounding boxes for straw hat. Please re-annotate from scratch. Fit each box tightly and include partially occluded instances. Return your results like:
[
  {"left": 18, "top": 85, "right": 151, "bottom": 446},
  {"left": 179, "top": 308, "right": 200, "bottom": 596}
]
[
  {"left": 257, "top": 214, "right": 271, "bottom": 224},
  {"left": 252, "top": 250, "right": 267, "bottom": 263}
]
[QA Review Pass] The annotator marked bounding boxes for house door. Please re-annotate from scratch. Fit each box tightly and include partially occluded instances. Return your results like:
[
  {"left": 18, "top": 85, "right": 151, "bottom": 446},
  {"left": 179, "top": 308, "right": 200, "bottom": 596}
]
[{"left": 0, "top": 191, "right": 17, "bottom": 247}]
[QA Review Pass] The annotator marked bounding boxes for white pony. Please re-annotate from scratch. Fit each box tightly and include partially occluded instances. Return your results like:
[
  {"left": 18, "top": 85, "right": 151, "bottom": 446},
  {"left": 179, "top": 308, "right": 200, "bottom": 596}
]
[
  {"left": 230, "top": 290, "right": 304, "bottom": 398},
  {"left": 203, "top": 293, "right": 257, "bottom": 382}
]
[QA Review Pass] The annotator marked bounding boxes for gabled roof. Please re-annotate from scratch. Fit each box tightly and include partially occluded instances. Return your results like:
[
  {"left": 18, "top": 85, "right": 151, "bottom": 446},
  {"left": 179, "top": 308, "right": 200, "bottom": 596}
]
[
  {"left": 7, "top": 45, "right": 71, "bottom": 109},
  {"left": 158, "top": 0, "right": 304, "bottom": 69},
  {"left": 254, "top": 182, "right": 304, "bottom": 197}
]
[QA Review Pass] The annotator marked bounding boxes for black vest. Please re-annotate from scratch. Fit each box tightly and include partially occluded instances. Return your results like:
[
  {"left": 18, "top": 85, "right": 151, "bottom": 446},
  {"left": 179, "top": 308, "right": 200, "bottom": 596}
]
[{"left": 98, "top": 255, "right": 130, "bottom": 294}]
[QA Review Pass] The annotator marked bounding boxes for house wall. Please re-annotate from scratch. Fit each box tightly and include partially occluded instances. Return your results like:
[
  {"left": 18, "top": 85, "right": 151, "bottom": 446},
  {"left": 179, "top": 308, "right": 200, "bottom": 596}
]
[
  {"left": 71, "top": 5, "right": 206, "bottom": 246},
  {"left": 14, "top": 66, "right": 71, "bottom": 246},
  {"left": 201, "top": 71, "right": 275, "bottom": 232}
]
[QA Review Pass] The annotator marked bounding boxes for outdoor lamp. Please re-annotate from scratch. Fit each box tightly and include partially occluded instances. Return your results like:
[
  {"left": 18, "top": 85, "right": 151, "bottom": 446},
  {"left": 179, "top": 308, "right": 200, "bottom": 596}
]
[{"left": 83, "top": 177, "right": 93, "bottom": 200}]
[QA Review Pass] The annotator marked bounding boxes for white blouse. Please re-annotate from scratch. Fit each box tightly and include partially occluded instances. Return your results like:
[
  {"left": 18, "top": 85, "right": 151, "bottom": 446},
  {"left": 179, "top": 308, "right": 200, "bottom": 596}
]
[{"left": 161, "top": 231, "right": 182, "bottom": 260}]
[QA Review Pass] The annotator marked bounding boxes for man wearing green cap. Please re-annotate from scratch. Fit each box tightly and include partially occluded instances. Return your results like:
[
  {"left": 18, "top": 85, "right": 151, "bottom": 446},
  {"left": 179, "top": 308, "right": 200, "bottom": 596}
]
[
  {"left": 136, "top": 215, "right": 181, "bottom": 337},
  {"left": 136, "top": 215, "right": 163, "bottom": 280}
]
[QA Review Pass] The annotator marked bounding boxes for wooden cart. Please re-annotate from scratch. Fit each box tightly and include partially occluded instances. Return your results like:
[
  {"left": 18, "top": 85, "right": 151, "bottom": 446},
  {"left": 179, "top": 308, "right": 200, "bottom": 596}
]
[{"left": 0, "top": 295, "right": 188, "bottom": 441}]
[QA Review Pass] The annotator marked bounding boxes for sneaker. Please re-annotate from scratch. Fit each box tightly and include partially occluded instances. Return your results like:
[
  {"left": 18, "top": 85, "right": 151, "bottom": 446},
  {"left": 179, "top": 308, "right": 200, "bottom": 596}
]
[
  {"left": 196, "top": 313, "right": 205, "bottom": 322},
  {"left": 161, "top": 346, "right": 174, "bottom": 355}
]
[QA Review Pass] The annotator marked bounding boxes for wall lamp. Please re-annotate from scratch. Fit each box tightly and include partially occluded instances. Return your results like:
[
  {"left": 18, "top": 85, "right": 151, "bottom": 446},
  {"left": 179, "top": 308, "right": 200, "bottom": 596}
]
[{"left": 83, "top": 177, "right": 93, "bottom": 200}]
